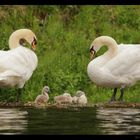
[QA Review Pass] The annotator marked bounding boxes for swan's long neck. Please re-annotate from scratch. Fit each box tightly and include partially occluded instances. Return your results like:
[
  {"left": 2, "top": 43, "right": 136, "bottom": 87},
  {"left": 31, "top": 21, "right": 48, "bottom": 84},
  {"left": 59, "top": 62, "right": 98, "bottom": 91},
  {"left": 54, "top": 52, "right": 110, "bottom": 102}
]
[
  {"left": 9, "top": 34, "right": 21, "bottom": 49},
  {"left": 87, "top": 36, "right": 118, "bottom": 85},
  {"left": 101, "top": 37, "right": 118, "bottom": 59},
  {"left": 8, "top": 29, "right": 34, "bottom": 49},
  {"left": 95, "top": 37, "right": 118, "bottom": 66},
  {"left": 88, "top": 36, "right": 118, "bottom": 70}
]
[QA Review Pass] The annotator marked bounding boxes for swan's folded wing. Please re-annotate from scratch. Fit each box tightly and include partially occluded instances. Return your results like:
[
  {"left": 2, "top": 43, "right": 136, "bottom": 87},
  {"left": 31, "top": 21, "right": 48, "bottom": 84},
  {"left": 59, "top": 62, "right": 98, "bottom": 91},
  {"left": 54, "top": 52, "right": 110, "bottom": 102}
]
[
  {"left": 103, "top": 45, "right": 140, "bottom": 78},
  {"left": 0, "top": 70, "right": 24, "bottom": 79},
  {"left": 0, "top": 48, "right": 37, "bottom": 72},
  {"left": 0, "top": 50, "right": 28, "bottom": 73},
  {"left": 0, "top": 70, "right": 24, "bottom": 87}
]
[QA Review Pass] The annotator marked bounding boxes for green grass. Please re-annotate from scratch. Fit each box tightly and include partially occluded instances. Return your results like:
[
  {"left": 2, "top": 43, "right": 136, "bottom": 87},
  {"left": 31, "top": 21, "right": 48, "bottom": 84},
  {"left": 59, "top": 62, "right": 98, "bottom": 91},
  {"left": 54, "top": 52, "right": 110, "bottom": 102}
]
[{"left": 0, "top": 5, "right": 140, "bottom": 103}]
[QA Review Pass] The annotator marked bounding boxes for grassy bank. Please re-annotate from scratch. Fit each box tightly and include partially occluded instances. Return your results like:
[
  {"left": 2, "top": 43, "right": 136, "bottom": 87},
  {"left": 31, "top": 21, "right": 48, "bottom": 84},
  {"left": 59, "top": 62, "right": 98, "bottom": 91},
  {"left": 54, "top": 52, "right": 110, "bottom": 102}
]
[{"left": 0, "top": 5, "right": 140, "bottom": 103}]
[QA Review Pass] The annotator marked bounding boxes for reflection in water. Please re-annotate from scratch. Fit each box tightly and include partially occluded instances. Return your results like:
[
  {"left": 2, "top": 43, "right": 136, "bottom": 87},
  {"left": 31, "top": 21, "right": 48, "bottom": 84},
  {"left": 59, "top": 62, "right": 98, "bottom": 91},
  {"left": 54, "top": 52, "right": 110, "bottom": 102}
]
[
  {"left": 26, "top": 108, "right": 100, "bottom": 135},
  {"left": 97, "top": 108, "right": 140, "bottom": 135},
  {"left": 0, "top": 108, "right": 28, "bottom": 135},
  {"left": 0, "top": 107, "right": 140, "bottom": 135}
]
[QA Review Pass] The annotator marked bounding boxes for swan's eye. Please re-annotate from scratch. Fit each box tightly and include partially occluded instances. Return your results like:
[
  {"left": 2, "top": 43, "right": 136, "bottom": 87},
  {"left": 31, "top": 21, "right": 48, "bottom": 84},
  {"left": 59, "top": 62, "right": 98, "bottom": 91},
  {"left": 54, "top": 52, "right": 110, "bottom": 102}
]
[
  {"left": 19, "top": 38, "right": 26, "bottom": 45},
  {"left": 90, "top": 46, "right": 94, "bottom": 53}
]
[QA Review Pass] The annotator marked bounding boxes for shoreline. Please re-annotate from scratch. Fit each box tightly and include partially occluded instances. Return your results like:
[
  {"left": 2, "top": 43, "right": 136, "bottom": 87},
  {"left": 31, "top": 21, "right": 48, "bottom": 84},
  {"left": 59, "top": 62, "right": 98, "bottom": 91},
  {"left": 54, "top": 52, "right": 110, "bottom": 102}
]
[{"left": 0, "top": 101, "right": 140, "bottom": 109}]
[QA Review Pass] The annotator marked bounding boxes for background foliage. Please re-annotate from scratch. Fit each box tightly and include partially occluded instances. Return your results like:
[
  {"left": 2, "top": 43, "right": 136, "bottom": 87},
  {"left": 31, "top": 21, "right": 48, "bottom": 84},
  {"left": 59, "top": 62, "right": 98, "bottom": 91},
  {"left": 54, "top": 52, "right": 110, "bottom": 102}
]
[{"left": 0, "top": 5, "right": 140, "bottom": 103}]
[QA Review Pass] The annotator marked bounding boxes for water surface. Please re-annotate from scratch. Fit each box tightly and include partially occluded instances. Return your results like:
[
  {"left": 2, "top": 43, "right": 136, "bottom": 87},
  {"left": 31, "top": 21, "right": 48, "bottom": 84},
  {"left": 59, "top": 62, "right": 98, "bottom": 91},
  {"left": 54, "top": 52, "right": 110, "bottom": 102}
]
[{"left": 0, "top": 107, "right": 139, "bottom": 135}]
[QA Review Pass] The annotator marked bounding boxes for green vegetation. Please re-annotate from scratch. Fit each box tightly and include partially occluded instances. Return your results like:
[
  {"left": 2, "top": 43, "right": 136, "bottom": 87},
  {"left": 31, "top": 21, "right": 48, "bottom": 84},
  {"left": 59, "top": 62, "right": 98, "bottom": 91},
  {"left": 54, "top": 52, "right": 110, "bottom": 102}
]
[{"left": 0, "top": 5, "right": 140, "bottom": 103}]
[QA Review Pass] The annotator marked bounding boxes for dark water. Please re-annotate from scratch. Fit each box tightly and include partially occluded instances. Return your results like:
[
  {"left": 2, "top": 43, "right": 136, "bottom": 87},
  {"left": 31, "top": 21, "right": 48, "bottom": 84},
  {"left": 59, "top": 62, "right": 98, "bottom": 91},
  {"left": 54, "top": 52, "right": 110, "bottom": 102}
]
[{"left": 0, "top": 107, "right": 140, "bottom": 135}]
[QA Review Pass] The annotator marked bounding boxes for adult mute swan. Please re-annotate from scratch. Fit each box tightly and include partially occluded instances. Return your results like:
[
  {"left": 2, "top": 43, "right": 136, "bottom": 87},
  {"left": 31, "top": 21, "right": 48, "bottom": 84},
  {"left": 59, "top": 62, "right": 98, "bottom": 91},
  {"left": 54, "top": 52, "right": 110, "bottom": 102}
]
[
  {"left": 0, "top": 29, "right": 38, "bottom": 101},
  {"left": 87, "top": 36, "right": 140, "bottom": 102}
]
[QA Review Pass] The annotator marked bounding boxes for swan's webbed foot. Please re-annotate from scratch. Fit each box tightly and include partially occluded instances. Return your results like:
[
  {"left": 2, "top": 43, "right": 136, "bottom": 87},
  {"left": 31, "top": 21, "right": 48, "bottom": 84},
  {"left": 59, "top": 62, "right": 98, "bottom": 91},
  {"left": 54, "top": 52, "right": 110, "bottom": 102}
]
[{"left": 16, "top": 88, "right": 22, "bottom": 102}]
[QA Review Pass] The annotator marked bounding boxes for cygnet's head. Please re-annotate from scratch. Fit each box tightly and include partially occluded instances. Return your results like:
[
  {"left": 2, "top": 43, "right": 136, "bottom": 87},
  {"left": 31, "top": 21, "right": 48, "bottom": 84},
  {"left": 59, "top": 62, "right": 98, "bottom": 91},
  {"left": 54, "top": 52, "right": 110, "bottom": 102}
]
[
  {"left": 75, "top": 90, "right": 85, "bottom": 97},
  {"left": 42, "top": 86, "right": 50, "bottom": 95},
  {"left": 63, "top": 93, "right": 71, "bottom": 97}
]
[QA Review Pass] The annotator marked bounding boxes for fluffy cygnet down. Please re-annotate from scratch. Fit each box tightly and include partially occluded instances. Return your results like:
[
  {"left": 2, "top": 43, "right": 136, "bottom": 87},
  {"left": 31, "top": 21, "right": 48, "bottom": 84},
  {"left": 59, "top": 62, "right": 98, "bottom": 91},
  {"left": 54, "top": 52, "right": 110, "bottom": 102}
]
[
  {"left": 54, "top": 93, "right": 72, "bottom": 105},
  {"left": 34, "top": 86, "right": 50, "bottom": 107},
  {"left": 72, "top": 90, "right": 87, "bottom": 105}
]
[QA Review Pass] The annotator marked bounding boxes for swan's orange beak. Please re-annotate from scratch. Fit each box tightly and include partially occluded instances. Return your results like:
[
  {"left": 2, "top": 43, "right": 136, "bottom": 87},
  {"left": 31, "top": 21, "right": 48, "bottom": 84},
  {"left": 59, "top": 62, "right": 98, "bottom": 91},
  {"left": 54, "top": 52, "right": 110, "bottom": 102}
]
[
  {"left": 90, "top": 50, "right": 95, "bottom": 61},
  {"left": 31, "top": 41, "right": 36, "bottom": 51}
]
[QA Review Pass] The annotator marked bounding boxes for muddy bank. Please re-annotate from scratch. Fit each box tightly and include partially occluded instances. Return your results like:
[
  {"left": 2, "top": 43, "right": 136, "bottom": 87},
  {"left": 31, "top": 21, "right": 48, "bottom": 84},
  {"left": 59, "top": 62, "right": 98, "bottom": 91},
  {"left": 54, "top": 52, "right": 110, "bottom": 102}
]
[{"left": 0, "top": 101, "right": 140, "bottom": 109}]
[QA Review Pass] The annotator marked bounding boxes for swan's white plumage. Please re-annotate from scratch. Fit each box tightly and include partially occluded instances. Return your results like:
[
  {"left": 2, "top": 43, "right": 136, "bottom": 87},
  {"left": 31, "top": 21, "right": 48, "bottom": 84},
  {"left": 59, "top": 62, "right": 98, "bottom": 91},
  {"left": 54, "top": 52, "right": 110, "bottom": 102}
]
[
  {"left": 87, "top": 36, "right": 140, "bottom": 88},
  {"left": 0, "top": 29, "right": 38, "bottom": 88}
]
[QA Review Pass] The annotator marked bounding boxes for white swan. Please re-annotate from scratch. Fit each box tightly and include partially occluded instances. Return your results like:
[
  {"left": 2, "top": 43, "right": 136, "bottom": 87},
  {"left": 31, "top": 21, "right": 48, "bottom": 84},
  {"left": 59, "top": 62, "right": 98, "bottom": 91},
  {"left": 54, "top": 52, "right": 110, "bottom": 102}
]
[
  {"left": 87, "top": 36, "right": 140, "bottom": 102},
  {"left": 0, "top": 29, "right": 38, "bottom": 101}
]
